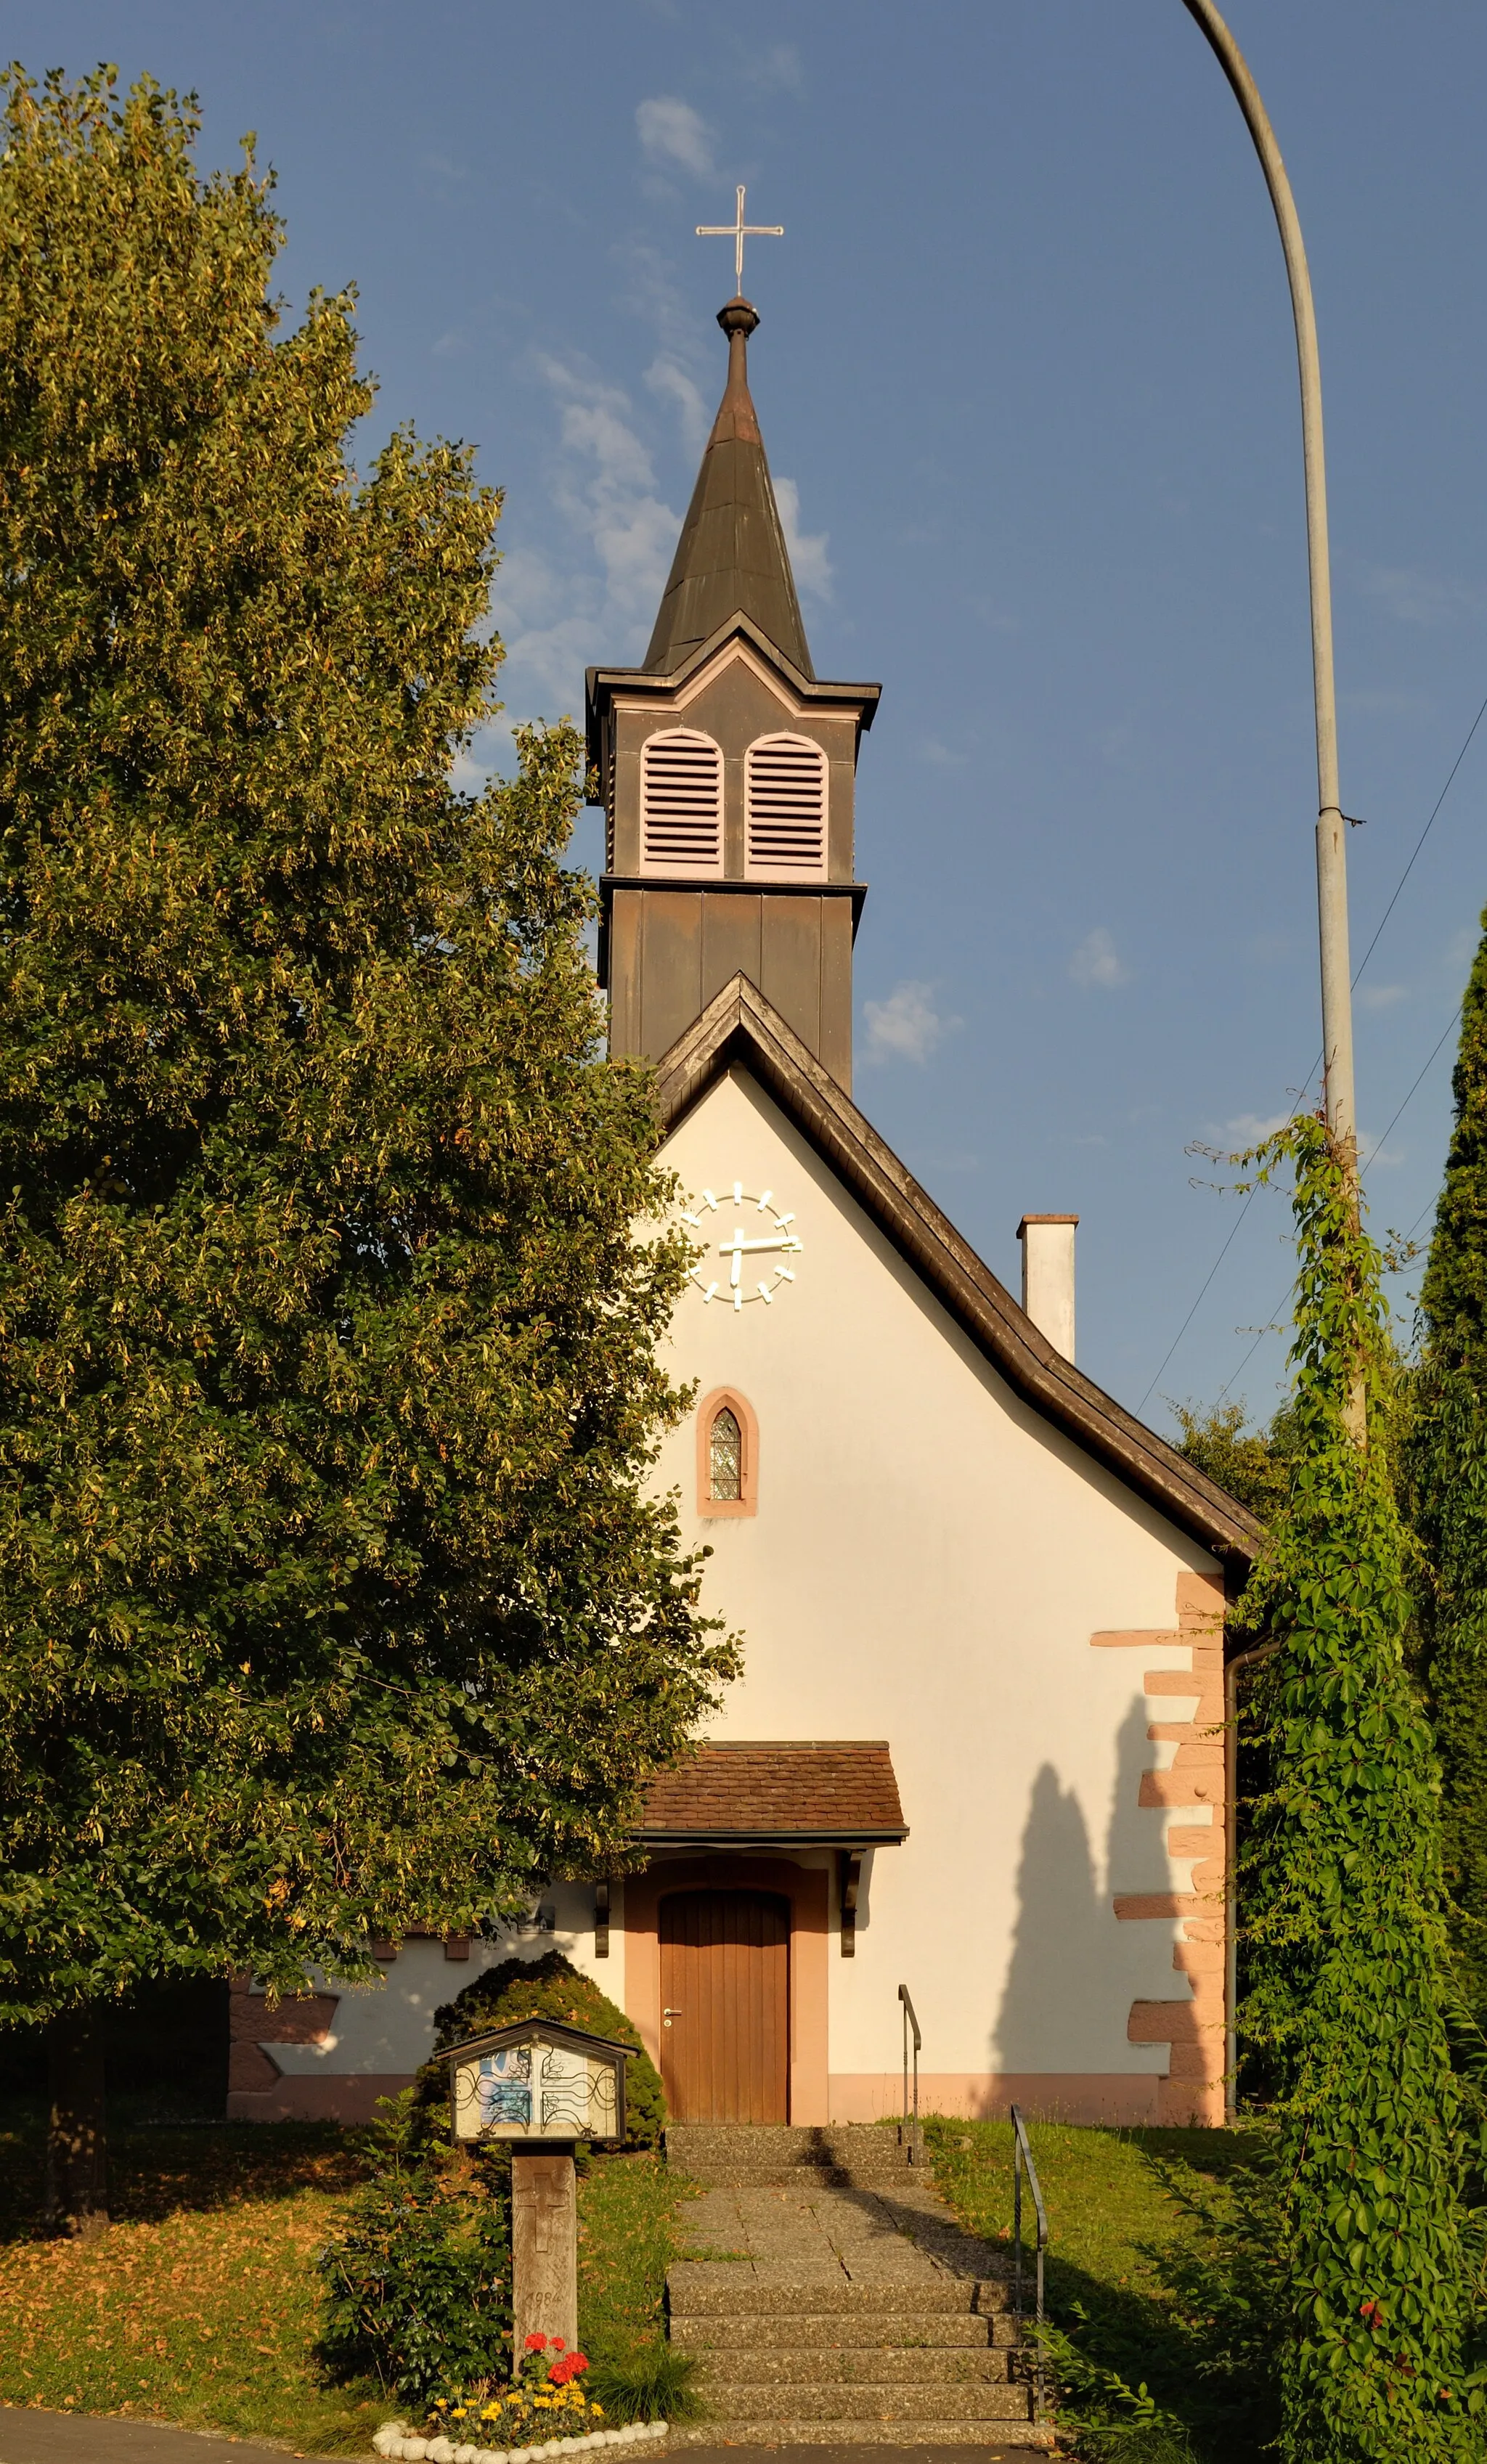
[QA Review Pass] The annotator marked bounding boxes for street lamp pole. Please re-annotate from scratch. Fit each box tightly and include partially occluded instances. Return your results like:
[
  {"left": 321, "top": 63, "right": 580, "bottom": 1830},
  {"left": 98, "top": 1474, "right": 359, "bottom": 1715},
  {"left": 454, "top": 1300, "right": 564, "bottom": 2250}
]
[{"left": 1179, "top": 0, "right": 1358, "bottom": 1192}]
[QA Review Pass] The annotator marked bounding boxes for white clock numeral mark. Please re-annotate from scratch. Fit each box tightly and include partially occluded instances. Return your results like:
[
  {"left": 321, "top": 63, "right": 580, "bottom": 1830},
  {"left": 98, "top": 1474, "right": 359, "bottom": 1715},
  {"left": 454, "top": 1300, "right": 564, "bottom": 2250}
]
[{"left": 685, "top": 1180, "right": 802, "bottom": 1309}]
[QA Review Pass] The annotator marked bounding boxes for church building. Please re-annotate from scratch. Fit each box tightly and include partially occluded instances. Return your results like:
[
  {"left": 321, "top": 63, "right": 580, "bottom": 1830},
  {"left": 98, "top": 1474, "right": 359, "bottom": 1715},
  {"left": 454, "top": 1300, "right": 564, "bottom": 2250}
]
[{"left": 231, "top": 293, "right": 1261, "bottom": 2134}]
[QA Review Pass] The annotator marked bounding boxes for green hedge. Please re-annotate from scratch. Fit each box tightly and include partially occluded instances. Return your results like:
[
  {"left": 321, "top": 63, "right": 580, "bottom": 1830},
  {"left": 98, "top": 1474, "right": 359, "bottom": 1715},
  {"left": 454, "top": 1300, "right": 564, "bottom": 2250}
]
[{"left": 413, "top": 1950, "right": 666, "bottom": 2151}]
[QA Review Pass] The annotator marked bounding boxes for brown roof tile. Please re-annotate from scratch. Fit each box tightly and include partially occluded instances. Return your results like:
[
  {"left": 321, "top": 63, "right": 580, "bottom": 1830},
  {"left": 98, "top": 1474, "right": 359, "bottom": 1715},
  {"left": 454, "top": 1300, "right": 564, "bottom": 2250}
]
[{"left": 638, "top": 1741, "right": 907, "bottom": 1843}]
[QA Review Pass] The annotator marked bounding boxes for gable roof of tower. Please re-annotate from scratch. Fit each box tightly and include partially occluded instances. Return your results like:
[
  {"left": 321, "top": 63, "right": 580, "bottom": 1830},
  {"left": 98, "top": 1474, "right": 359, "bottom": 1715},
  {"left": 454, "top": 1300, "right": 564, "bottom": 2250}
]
[
  {"left": 643, "top": 298, "right": 814, "bottom": 680},
  {"left": 651, "top": 974, "right": 1264, "bottom": 1581}
]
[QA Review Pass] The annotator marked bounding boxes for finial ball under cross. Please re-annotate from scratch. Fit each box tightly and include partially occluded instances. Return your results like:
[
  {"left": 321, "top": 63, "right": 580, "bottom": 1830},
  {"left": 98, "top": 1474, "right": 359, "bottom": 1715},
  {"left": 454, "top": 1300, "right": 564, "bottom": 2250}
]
[{"left": 696, "top": 184, "right": 783, "bottom": 293}]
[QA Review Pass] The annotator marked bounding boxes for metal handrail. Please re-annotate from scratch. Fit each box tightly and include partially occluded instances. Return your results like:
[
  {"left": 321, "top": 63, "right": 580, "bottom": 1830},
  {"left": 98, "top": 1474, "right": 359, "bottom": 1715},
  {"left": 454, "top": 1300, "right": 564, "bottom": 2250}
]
[
  {"left": 897, "top": 1983, "right": 921, "bottom": 2164},
  {"left": 1009, "top": 2104, "right": 1048, "bottom": 2427}
]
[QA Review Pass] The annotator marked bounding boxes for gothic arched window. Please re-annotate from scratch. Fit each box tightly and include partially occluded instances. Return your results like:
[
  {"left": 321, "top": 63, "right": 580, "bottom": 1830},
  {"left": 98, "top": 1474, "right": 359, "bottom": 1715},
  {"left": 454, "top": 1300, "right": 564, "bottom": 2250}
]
[
  {"left": 709, "top": 1406, "right": 742, "bottom": 1501},
  {"left": 697, "top": 1389, "right": 757, "bottom": 1517}
]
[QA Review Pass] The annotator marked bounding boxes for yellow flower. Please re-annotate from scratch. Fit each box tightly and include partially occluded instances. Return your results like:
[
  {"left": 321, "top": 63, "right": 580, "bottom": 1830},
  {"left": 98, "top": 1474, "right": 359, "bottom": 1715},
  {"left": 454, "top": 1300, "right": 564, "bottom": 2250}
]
[{"left": 592, "top": 2407, "right": 603, "bottom": 2418}]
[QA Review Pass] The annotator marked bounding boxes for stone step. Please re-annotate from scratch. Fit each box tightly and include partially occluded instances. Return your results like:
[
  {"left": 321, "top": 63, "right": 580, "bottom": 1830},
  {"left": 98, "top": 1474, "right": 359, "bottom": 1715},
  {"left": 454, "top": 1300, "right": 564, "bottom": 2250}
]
[
  {"left": 668, "top": 2265, "right": 1009, "bottom": 2317},
  {"left": 676, "top": 2313, "right": 1014, "bottom": 2352},
  {"left": 694, "top": 2348, "right": 1015, "bottom": 2386},
  {"left": 693, "top": 2383, "right": 1034, "bottom": 2423},
  {"left": 672, "top": 2427, "right": 1054, "bottom": 2450},
  {"left": 667, "top": 2124, "right": 916, "bottom": 2173}
]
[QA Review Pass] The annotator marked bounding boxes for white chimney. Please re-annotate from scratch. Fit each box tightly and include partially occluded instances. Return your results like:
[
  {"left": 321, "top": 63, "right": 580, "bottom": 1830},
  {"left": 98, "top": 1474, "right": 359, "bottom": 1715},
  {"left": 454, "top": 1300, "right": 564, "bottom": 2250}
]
[{"left": 1017, "top": 1215, "right": 1078, "bottom": 1361}]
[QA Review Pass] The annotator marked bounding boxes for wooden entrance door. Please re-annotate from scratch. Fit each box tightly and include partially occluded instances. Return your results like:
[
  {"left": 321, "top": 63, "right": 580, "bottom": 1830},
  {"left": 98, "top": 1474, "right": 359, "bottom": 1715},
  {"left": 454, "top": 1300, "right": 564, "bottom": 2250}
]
[{"left": 658, "top": 1889, "right": 790, "bottom": 2123}]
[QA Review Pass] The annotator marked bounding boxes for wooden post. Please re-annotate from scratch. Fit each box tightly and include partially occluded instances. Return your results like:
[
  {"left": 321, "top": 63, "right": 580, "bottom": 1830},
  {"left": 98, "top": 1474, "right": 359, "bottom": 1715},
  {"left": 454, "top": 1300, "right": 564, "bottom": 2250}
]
[{"left": 510, "top": 2151, "right": 578, "bottom": 2352}]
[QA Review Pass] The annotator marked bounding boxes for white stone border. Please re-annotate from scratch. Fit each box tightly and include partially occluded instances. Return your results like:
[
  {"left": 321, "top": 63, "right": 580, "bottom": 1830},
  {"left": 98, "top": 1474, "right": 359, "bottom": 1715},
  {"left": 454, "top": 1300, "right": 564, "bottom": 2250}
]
[{"left": 375, "top": 2421, "right": 669, "bottom": 2463}]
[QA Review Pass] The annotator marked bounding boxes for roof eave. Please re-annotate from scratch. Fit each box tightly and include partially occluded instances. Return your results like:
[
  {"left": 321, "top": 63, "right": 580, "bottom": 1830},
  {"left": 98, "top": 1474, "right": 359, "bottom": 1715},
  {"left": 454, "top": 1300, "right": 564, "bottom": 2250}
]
[
  {"left": 636, "top": 1827, "right": 910, "bottom": 1849},
  {"left": 650, "top": 976, "right": 1265, "bottom": 1578},
  {"left": 587, "top": 616, "right": 881, "bottom": 770}
]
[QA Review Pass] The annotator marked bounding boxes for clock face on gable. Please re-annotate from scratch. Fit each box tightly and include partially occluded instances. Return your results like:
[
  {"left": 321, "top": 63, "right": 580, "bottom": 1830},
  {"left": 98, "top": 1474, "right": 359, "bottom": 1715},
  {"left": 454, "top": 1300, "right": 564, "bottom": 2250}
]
[{"left": 682, "top": 1180, "right": 803, "bottom": 1310}]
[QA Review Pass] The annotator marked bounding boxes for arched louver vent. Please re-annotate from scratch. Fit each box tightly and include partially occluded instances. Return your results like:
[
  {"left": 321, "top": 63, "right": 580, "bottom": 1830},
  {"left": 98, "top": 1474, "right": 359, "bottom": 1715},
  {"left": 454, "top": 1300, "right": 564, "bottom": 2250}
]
[
  {"left": 640, "top": 729, "right": 724, "bottom": 874},
  {"left": 745, "top": 733, "right": 828, "bottom": 878}
]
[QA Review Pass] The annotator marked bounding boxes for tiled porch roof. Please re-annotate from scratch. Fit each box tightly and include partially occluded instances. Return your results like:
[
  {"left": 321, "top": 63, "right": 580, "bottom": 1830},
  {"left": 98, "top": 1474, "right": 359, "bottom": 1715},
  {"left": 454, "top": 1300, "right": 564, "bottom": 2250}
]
[{"left": 637, "top": 1740, "right": 908, "bottom": 1845}]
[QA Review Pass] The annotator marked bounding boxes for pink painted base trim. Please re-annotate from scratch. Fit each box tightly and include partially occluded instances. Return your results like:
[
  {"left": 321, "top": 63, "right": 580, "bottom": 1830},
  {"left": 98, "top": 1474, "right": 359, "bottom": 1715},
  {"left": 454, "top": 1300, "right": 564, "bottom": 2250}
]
[
  {"left": 227, "top": 2073, "right": 415, "bottom": 2125},
  {"left": 828, "top": 2072, "right": 1165, "bottom": 2126}
]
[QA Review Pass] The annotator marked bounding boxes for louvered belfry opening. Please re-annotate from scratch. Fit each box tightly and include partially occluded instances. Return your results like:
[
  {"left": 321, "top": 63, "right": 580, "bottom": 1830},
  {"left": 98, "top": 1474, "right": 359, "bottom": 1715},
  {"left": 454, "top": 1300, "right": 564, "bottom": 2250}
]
[
  {"left": 745, "top": 733, "right": 828, "bottom": 878},
  {"left": 640, "top": 728, "right": 724, "bottom": 874},
  {"left": 590, "top": 295, "right": 881, "bottom": 1083}
]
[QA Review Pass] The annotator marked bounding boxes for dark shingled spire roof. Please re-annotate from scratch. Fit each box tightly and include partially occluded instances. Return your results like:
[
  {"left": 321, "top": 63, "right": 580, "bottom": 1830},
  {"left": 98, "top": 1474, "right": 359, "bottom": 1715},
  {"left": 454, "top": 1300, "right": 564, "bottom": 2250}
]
[{"left": 644, "top": 297, "right": 813, "bottom": 680}]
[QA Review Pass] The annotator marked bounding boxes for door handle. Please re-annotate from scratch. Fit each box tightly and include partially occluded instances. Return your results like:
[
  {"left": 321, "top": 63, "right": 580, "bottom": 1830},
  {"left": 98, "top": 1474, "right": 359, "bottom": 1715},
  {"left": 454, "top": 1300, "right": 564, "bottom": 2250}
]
[{"left": 662, "top": 2007, "right": 681, "bottom": 2027}]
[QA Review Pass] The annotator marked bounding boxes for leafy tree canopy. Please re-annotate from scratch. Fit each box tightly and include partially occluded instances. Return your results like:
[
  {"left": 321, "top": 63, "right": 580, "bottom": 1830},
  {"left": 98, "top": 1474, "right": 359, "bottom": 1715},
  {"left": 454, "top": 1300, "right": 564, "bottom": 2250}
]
[
  {"left": 1236, "top": 1118, "right": 1478, "bottom": 2458},
  {"left": 0, "top": 64, "right": 733, "bottom": 2033},
  {"left": 1173, "top": 1398, "right": 1303, "bottom": 1524},
  {"left": 1409, "top": 907, "right": 1487, "bottom": 2029}
]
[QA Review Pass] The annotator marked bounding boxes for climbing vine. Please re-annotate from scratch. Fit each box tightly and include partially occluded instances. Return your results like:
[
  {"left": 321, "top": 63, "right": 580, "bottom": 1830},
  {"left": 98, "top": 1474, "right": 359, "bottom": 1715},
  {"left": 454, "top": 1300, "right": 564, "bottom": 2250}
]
[
  {"left": 1237, "top": 1114, "right": 1482, "bottom": 2457},
  {"left": 1409, "top": 906, "right": 1487, "bottom": 2031}
]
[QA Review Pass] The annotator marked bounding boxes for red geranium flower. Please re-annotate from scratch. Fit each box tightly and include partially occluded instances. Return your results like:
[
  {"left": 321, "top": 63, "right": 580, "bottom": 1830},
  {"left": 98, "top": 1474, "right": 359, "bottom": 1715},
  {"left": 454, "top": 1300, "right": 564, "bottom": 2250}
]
[{"left": 524, "top": 2333, "right": 548, "bottom": 2351}]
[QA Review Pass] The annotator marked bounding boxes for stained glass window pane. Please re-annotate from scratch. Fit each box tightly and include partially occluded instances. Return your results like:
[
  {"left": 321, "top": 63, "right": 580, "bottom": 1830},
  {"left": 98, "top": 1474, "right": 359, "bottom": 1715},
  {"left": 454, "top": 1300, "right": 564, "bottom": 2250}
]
[{"left": 709, "top": 1406, "right": 742, "bottom": 1501}]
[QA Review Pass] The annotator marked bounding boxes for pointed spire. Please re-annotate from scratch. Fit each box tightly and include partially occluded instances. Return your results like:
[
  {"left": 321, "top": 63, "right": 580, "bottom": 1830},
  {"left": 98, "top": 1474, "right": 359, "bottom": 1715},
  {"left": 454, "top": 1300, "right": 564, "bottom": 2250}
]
[{"left": 644, "top": 298, "right": 814, "bottom": 680}]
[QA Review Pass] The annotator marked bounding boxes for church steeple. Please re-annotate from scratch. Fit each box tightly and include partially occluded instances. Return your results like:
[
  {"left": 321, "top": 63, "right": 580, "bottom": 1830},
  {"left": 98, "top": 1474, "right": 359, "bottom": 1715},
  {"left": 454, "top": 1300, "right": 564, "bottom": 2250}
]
[
  {"left": 645, "top": 299, "right": 813, "bottom": 680},
  {"left": 587, "top": 298, "right": 879, "bottom": 1090}
]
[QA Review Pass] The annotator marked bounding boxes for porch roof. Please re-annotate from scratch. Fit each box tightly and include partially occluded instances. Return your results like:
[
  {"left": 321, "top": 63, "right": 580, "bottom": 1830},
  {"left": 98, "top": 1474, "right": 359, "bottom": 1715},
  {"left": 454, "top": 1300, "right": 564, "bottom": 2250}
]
[{"left": 637, "top": 1740, "right": 908, "bottom": 1848}]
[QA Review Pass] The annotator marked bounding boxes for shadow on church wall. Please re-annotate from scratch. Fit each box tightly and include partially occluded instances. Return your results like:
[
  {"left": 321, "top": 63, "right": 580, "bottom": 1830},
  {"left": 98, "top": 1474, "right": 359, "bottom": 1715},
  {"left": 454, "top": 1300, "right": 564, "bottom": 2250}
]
[{"left": 991, "top": 1697, "right": 1174, "bottom": 2078}]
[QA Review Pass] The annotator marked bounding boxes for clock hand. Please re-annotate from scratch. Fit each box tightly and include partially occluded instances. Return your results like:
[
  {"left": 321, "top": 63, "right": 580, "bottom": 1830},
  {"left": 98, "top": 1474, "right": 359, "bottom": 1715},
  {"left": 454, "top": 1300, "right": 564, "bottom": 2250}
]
[{"left": 717, "top": 1231, "right": 802, "bottom": 1255}]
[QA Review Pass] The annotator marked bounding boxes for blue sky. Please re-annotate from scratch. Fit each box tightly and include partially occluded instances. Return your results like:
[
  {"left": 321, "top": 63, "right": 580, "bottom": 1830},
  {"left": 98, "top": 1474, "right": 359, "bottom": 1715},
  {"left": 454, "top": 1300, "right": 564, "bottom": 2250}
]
[{"left": 13, "top": 1, "right": 1487, "bottom": 1431}]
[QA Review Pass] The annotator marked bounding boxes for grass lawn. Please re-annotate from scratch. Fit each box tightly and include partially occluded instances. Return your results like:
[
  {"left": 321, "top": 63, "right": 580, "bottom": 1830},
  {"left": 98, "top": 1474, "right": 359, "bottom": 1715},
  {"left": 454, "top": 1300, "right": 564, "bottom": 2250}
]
[
  {"left": 0, "top": 2110, "right": 693, "bottom": 2456},
  {"left": 925, "top": 2114, "right": 1247, "bottom": 2309},
  {"left": 925, "top": 2116, "right": 1256, "bottom": 2463}
]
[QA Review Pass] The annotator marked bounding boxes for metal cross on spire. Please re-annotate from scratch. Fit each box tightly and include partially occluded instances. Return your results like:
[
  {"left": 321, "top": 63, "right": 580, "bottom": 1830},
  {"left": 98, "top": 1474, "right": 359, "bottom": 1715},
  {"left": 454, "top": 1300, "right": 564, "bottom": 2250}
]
[{"left": 696, "top": 185, "right": 783, "bottom": 293}]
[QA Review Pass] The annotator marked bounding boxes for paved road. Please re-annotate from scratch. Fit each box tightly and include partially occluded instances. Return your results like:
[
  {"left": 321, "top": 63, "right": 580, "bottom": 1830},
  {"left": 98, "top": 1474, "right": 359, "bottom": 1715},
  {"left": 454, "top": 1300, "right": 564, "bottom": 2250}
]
[{"left": 0, "top": 2420, "right": 1048, "bottom": 2464}]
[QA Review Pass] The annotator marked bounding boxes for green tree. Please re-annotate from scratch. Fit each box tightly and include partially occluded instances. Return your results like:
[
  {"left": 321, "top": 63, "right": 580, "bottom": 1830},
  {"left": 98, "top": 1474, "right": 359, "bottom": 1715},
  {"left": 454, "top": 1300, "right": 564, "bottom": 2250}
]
[
  {"left": 1237, "top": 1117, "right": 1478, "bottom": 2458},
  {"left": 0, "top": 65, "right": 733, "bottom": 2230},
  {"left": 1410, "top": 907, "right": 1487, "bottom": 2033},
  {"left": 1173, "top": 1397, "right": 1302, "bottom": 1522}
]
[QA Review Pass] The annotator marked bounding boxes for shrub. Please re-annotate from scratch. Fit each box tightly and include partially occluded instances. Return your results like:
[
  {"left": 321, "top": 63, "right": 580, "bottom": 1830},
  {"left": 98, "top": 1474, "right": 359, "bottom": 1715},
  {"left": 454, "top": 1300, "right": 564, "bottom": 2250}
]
[
  {"left": 415, "top": 1951, "right": 666, "bottom": 2152},
  {"left": 584, "top": 2343, "right": 699, "bottom": 2426},
  {"left": 317, "top": 2098, "right": 510, "bottom": 2400}
]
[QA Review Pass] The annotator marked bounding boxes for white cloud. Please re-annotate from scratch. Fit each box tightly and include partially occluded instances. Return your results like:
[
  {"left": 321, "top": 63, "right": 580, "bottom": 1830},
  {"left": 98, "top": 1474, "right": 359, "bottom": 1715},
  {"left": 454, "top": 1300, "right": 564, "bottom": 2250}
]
[
  {"left": 1359, "top": 564, "right": 1483, "bottom": 626},
  {"left": 489, "top": 362, "right": 684, "bottom": 711},
  {"left": 645, "top": 353, "right": 710, "bottom": 455},
  {"left": 1360, "top": 982, "right": 1409, "bottom": 1010},
  {"left": 1223, "top": 1111, "right": 1293, "bottom": 1144},
  {"left": 863, "top": 982, "right": 955, "bottom": 1066},
  {"left": 635, "top": 97, "right": 714, "bottom": 178},
  {"left": 1069, "top": 926, "right": 1130, "bottom": 990},
  {"left": 741, "top": 42, "right": 804, "bottom": 95},
  {"left": 775, "top": 476, "right": 832, "bottom": 600}
]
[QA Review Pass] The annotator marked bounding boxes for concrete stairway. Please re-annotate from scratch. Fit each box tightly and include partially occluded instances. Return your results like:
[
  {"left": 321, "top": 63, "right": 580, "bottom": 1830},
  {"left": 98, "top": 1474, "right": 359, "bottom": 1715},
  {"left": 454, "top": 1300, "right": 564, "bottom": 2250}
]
[{"left": 664, "top": 2125, "right": 1051, "bottom": 2449}]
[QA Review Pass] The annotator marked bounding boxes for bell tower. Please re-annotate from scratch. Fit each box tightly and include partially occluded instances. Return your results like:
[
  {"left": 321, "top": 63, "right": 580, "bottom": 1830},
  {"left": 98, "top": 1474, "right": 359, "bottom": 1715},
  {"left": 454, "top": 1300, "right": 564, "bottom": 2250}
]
[{"left": 587, "top": 298, "right": 879, "bottom": 1090}]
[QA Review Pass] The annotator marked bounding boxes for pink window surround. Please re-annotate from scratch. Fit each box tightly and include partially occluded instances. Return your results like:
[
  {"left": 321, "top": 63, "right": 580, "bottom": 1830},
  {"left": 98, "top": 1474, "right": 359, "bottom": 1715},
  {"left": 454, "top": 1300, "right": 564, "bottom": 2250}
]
[{"left": 697, "top": 1386, "right": 759, "bottom": 1517}]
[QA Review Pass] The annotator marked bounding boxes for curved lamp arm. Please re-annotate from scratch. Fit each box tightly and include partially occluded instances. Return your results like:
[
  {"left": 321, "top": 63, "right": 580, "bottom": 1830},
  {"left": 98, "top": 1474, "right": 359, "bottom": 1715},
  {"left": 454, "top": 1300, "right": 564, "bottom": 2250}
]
[{"left": 1180, "top": 0, "right": 1357, "bottom": 1171}]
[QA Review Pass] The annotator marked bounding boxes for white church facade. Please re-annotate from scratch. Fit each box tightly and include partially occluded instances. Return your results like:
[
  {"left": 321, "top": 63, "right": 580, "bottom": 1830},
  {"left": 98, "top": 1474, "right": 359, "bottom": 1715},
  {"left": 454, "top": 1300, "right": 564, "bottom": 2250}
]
[{"left": 230, "top": 293, "right": 1260, "bottom": 2135}]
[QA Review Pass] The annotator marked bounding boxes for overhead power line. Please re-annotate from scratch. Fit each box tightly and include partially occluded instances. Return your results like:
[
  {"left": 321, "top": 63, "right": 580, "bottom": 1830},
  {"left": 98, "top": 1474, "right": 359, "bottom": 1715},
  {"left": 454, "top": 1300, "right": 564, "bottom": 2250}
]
[
  {"left": 1138, "top": 682, "right": 1487, "bottom": 1417},
  {"left": 1212, "top": 1000, "right": 1463, "bottom": 1407}
]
